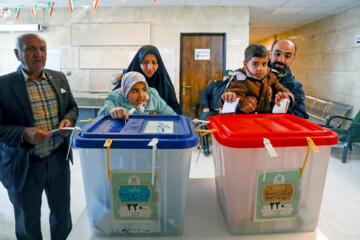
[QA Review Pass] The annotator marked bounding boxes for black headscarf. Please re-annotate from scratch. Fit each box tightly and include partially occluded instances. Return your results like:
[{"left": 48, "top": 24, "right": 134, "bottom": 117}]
[{"left": 114, "top": 45, "right": 181, "bottom": 114}]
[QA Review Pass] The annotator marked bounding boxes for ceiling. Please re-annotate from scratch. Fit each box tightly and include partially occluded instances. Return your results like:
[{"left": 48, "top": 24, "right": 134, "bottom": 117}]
[{"left": 1, "top": 0, "right": 360, "bottom": 42}]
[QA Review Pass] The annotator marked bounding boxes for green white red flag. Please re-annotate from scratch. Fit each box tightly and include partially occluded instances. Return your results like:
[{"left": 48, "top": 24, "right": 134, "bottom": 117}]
[
  {"left": 68, "top": 0, "right": 74, "bottom": 15},
  {"left": 31, "top": 4, "right": 37, "bottom": 20},
  {"left": 15, "top": 7, "right": 20, "bottom": 21},
  {"left": 48, "top": 2, "right": 55, "bottom": 17},
  {"left": 93, "top": 0, "right": 99, "bottom": 13}
]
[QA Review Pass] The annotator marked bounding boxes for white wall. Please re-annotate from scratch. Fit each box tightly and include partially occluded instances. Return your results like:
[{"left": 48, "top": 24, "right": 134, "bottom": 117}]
[
  {"left": 255, "top": 7, "right": 360, "bottom": 119},
  {"left": 0, "top": 6, "right": 249, "bottom": 100}
]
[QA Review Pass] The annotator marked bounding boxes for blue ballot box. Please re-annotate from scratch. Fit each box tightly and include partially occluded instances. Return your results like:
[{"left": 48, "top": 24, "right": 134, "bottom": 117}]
[{"left": 73, "top": 115, "right": 198, "bottom": 237}]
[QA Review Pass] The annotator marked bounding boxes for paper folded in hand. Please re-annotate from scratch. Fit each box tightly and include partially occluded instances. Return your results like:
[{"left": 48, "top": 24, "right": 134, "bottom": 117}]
[
  {"left": 272, "top": 98, "right": 290, "bottom": 114},
  {"left": 50, "top": 127, "right": 81, "bottom": 133},
  {"left": 222, "top": 98, "right": 240, "bottom": 114}
]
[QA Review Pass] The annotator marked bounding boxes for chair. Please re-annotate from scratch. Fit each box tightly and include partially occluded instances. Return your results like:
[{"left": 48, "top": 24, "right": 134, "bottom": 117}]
[
  {"left": 323, "top": 102, "right": 352, "bottom": 128},
  {"left": 304, "top": 95, "right": 316, "bottom": 113},
  {"left": 308, "top": 99, "right": 331, "bottom": 126},
  {"left": 325, "top": 110, "right": 360, "bottom": 163}
]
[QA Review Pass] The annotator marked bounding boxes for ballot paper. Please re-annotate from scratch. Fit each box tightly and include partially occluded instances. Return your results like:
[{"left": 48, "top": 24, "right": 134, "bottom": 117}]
[
  {"left": 272, "top": 98, "right": 290, "bottom": 114},
  {"left": 50, "top": 127, "right": 81, "bottom": 133},
  {"left": 222, "top": 98, "right": 240, "bottom": 114}
]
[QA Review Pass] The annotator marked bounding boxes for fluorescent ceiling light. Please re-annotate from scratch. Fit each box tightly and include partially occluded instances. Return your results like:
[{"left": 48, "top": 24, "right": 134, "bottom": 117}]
[
  {"left": 270, "top": 8, "right": 305, "bottom": 15},
  {"left": 0, "top": 24, "right": 43, "bottom": 32}
]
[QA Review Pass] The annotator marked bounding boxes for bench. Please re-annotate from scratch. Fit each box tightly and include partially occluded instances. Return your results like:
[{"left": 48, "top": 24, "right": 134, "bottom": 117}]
[{"left": 305, "top": 96, "right": 352, "bottom": 128}]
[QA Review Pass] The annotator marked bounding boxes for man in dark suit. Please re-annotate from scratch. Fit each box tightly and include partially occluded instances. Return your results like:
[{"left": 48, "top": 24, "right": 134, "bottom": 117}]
[
  {"left": 199, "top": 70, "right": 232, "bottom": 156},
  {"left": 0, "top": 34, "right": 78, "bottom": 239},
  {"left": 269, "top": 39, "right": 308, "bottom": 119}
]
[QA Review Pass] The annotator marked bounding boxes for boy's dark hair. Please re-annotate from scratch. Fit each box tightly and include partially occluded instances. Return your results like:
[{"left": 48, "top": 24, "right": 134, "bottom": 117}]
[{"left": 244, "top": 44, "right": 268, "bottom": 62}]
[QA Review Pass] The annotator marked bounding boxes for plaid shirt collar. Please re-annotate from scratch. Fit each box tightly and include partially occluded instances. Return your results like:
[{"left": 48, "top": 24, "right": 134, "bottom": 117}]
[{"left": 21, "top": 68, "right": 47, "bottom": 82}]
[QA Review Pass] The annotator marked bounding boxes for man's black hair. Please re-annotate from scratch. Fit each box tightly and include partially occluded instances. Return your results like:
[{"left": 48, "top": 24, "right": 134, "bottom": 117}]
[{"left": 244, "top": 44, "right": 268, "bottom": 62}]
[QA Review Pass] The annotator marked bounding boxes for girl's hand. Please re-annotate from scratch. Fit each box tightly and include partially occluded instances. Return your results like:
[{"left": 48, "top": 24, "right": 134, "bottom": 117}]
[{"left": 108, "top": 107, "right": 129, "bottom": 119}]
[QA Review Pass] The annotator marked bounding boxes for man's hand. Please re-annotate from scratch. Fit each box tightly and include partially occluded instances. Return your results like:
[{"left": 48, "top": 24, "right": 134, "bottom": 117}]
[
  {"left": 58, "top": 119, "right": 73, "bottom": 137},
  {"left": 23, "top": 127, "right": 52, "bottom": 145},
  {"left": 239, "top": 96, "right": 258, "bottom": 113},
  {"left": 109, "top": 107, "right": 129, "bottom": 120},
  {"left": 274, "top": 91, "right": 289, "bottom": 106},
  {"left": 221, "top": 92, "right": 237, "bottom": 103},
  {"left": 203, "top": 108, "right": 210, "bottom": 113}
]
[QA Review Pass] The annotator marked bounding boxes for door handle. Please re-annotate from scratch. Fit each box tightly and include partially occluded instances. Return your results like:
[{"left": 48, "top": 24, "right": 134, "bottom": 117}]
[{"left": 182, "top": 82, "right": 191, "bottom": 96}]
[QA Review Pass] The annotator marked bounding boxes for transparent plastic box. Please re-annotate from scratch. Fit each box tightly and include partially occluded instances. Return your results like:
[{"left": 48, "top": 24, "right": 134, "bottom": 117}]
[
  {"left": 207, "top": 114, "right": 338, "bottom": 235},
  {"left": 73, "top": 115, "right": 198, "bottom": 237}
]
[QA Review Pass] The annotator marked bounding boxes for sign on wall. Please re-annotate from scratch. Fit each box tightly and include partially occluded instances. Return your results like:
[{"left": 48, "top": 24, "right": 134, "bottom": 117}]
[
  {"left": 194, "top": 49, "right": 210, "bottom": 60},
  {"left": 356, "top": 34, "right": 360, "bottom": 46}
]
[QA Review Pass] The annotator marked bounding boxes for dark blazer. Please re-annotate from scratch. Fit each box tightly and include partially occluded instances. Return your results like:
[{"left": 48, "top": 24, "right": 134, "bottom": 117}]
[
  {"left": 200, "top": 80, "right": 228, "bottom": 111},
  {"left": 0, "top": 66, "right": 78, "bottom": 192},
  {"left": 276, "top": 69, "right": 309, "bottom": 119}
]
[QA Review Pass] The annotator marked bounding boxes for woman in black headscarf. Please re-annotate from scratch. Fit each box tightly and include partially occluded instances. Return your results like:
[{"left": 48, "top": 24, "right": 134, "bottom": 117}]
[{"left": 114, "top": 45, "right": 181, "bottom": 114}]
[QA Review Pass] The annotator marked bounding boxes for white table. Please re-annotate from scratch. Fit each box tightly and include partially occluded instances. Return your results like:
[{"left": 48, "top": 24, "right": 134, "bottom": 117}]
[{"left": 68, "top": 178, "right": 328, "bottom": 240}]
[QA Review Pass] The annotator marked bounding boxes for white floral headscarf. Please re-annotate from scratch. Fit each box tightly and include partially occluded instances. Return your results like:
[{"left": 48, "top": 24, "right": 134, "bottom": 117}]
[{"left": 121, "top": 71, "right": 149, "bottom": 113}]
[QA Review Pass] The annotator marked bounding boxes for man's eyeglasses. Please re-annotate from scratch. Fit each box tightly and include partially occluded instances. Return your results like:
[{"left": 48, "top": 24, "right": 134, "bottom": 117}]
[{"left": 273, "top": 50, "right": 293, "bottom": 59}]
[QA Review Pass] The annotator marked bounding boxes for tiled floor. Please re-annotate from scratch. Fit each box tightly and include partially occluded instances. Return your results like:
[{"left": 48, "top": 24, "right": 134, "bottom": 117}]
[{"left": 0, "top": 145, "right": 359, "bottom": 240}]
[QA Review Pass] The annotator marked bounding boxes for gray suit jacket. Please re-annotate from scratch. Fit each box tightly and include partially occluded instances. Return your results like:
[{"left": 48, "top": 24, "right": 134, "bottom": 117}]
[{"left": 0, "top": 65, "right": 78, "bottom": 192}]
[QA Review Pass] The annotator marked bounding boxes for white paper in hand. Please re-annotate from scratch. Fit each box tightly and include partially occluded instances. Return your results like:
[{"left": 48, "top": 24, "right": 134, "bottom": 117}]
[
  {"left": 222, "top": 98, "right": 240, "bottom": 113},
  {"left": 50, "top": 127, "right": 82, "bottom": 133},
  {"left": 272, "top": 98, "right": 290, "bottom": 114}
]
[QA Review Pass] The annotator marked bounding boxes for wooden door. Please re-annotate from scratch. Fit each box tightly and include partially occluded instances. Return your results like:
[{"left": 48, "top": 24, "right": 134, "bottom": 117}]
[{"left": 180, "top": 33, "right": 225, "bottom": 118}]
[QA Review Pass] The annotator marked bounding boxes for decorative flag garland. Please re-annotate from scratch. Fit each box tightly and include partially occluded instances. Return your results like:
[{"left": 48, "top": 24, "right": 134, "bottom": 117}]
[
  {"left": 1, "top": 8, "right": 9, "bottom": 18},
  {"left": 48, "top": 2, "right": 55, "bottom": 17},
  {"left": 31, "top": 4, "right": 37, "bottom": 20},
  {"left": 1, "top": 0, "right": 162, "bottom": 21},
  {"left": 93, "top": 0, "right": 99, "bottom": 13},
  {"left": 68, "top": 0, "right": 75, "bottom": 15},
  {"left": 15, "top": 7, "right": 20, "bottom": 21}
]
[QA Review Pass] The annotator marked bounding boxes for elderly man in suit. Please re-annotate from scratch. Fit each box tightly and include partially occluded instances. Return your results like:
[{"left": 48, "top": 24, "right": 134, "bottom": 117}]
[{"left": 0, "top": 34, "right": 78, "bottom": 239}]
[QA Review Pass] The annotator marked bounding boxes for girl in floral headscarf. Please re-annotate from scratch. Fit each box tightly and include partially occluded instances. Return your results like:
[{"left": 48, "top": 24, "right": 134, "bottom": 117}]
[{"left": 98, "top": 72, "right": 176, "bottom": 119}]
